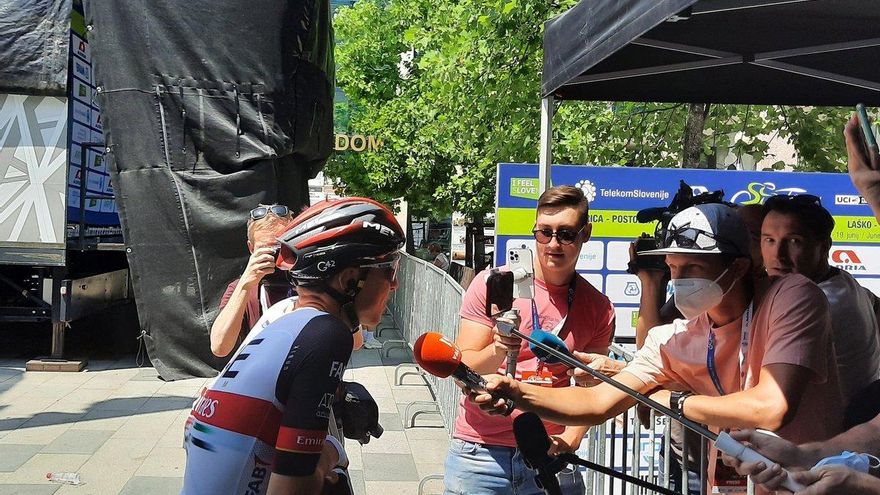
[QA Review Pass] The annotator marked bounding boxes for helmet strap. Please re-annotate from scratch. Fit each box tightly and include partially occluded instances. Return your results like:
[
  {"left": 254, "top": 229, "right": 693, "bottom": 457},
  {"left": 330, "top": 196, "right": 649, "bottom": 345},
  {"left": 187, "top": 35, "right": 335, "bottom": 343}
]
[{"left": 323, "top": 269, "right": 368, "bottom": 331}]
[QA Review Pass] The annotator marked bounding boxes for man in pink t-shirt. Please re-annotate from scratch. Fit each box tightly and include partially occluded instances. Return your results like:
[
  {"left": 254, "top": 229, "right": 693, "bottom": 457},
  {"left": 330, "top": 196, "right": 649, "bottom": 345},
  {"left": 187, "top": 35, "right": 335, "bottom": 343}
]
[
  {"left": 474, "top": 204, "right": 844, "bottom": 495},
  {"left": 443, "top": 185, "right": 615, "bottom": 495}
]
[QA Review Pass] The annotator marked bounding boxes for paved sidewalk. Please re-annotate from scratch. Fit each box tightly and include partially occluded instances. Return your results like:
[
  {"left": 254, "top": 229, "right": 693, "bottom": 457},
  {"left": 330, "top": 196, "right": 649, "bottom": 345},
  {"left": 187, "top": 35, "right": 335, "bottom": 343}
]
[{"left": 0, "top": 321, "right": 449, "bottom": 495}]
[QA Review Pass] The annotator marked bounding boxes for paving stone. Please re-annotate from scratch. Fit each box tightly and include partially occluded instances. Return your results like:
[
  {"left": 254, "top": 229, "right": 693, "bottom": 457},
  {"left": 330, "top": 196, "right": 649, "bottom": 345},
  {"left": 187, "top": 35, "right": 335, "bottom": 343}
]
[
  {"left": 361, "top": 431, "right": 411, "bottom": 455},
  {"left": 391, "top": 386, "right": 435, "bottom": 405},
  {"left": 2, "top": 453, "right": 89, "bottom": 484},
  {"left": 42, "top": 430, "right": 113, "bottom": 455},
  {"left": 348, "top": 468, "right": 366, "bottom": 495},
  {"left": 136, "top": 396, "right": 195, "bottom": 414},
  {"left": 363, "top": 480, "right": 421, "bottom": 494},
  {"left": 379, "top": 412, "right": 404, "bottom": 431},
  {"left": 89, "top": 396, "right": 149, "bottom": 413},
  {"left": 118, "top": 475, "right": 183, "bottom": 495},
  {"left": 129, "top": 369, "right": 162, "bottom": 382},
  {"left": 361, "top": 453, "right": 419, "bottom": 481},
  {"left": 408, "top": 439, "right": 451, "bottom": 465},
  {"left": 404, "top": 426, "right": 451, "bottom": 441},
  {"left": 0, "top": 444, "right": 42, "bottom": 472},
  {"left": 68, "top": 408, "right": 130, "bottom": 431},
  {"left": 0, "top": 485, "right": 59, "bottom": 495},
  {"left": 134, "top": 447, "right": 186, "bottom": 477},
  {"left": 21, "top": 411, "right": 87, "bottom": 428},
  {"left": 0, "top": 423, "right": 71, "bottom": 446}
]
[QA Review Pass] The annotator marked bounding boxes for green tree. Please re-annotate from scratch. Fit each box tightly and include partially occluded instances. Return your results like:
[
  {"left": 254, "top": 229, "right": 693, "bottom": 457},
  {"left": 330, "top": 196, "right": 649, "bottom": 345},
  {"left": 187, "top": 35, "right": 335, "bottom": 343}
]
[{"left": 328, "top": 0, "right": 858, "bottom": 223}]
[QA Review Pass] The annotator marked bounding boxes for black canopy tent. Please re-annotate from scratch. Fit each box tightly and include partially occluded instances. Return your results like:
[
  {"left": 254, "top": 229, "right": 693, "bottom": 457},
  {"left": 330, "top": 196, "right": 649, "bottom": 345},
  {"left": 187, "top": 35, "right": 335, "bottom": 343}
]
[{"left": 537, "top": 0, "right": 880, "bottom": 188}]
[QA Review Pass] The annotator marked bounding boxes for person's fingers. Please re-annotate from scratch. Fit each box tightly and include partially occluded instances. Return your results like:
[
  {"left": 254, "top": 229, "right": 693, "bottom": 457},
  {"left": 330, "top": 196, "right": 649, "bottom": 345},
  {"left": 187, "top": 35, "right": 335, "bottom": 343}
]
[
  {"left": 720, "top": 453, "right": 742, "bottom": 468},
  {"left": 324, "top": 469, "right": 339, "bottom": 485},
  {"left": 749, "top": 462, "right": 784, "bottom": 485},
  {"left": 789, "top": 469, "right": 822, "bottom": 492},
  {"left": 729, "top": 429, "right": 757, "bottom": 443}
]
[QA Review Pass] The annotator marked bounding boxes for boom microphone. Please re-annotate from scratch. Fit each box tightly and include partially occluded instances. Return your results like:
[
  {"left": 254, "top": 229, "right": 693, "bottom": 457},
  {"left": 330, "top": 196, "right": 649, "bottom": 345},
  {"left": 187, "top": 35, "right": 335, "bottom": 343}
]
[
  {"left": 528, "top": 330, "right": 571, "bottom": 364},
  {"left": 513, "top": 412, "right": 564, "bottom": 495},
  {"left": 414, "top": 332, "right": 489, "bottom": 391}
]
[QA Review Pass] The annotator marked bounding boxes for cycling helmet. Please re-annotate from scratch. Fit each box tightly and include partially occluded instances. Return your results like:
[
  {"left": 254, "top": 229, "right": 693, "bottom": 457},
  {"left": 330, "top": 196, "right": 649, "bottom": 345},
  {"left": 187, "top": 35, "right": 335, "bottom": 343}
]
[{"left": 276, "top": 197, "right": 405, "bottom": 285}]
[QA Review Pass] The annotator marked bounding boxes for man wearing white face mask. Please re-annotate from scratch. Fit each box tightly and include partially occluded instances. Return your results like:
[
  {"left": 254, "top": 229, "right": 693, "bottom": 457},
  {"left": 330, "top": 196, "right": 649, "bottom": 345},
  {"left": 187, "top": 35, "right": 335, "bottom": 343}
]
[{"left": 472, "top": 203, "right": 844, "bottom": 494}]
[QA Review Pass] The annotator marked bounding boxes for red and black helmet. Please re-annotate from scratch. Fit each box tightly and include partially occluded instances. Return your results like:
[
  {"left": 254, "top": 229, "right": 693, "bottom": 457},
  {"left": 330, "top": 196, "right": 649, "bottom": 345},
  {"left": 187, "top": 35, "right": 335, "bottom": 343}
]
[{"left": 276, "top": 197, "right": 405, "bottom": 284}]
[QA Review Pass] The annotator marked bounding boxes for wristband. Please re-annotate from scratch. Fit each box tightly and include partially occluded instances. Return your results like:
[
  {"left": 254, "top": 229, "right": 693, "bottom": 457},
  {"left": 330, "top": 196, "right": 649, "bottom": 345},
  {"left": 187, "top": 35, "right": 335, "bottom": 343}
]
[
  {"left": 670, "top": 391, "right": 693, "bottom": 416},
  {"left": 324, "top": 435, "right": 348, "bottom": 469}
]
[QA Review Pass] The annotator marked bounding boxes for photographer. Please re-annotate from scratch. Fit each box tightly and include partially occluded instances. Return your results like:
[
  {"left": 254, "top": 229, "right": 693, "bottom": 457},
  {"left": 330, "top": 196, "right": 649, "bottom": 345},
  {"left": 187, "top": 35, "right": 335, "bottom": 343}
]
[
  {"left": 210, "top": 204, "right": 300, "bottom": 357},
  {"left": 474, "top": 204, "right": 844, "bottom": 494},
  {"left": 443, "top": 185, "right": 615, "bottom": 495}
]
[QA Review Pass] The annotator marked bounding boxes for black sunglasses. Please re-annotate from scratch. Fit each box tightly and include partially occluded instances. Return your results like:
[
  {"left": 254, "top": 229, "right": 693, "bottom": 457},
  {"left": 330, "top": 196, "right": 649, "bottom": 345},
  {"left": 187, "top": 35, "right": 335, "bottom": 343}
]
[
  {"left": 249, "top": 204, "right": 291, "bottom": 221},
  {"left": 532, "top": 225, "right": 585, "bottom": 245}
]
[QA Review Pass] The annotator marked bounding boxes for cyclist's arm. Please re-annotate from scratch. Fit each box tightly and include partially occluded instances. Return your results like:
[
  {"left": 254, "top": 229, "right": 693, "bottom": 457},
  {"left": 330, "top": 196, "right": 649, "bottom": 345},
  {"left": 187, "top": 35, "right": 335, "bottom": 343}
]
[{"left": 268, "top": 315, "right": 354, "bottom": 495}]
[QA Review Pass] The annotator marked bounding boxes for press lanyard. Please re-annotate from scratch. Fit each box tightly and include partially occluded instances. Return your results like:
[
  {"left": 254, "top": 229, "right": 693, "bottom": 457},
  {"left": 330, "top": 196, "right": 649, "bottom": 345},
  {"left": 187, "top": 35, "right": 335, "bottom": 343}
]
[
  {"left": 706, "top": 301, "right": 753, "bottom": 396},
  {"left": 531, "top": 278, "right": 578, "bottom": 337}
]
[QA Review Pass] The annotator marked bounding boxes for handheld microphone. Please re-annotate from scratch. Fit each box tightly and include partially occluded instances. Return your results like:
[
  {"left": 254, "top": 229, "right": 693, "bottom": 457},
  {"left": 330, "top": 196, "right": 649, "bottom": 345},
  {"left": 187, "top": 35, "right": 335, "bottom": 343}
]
[
  {"left": 414, "top": 332, "right": 489, "bottom": 391},
  {"left": 495, "top": 309, "right": 521, "bottom": 377},
  {"left": 513, "top": 412, "right": 564, "bottom": 495},
  {"left": 528, "top": 330, "right": 571, "bottom": 364}
]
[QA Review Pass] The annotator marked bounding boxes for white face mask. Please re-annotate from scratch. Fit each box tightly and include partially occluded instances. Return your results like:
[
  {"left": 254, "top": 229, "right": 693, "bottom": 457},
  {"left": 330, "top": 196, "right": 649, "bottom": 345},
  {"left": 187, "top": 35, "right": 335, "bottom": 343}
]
[{"left": 672, "top": 268, "right": 733, "bottom": 320}]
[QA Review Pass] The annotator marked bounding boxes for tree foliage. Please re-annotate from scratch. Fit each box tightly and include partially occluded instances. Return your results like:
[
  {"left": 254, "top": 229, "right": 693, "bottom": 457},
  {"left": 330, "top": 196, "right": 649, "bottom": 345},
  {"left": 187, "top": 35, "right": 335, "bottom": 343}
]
[{"left": 327, "top": 0, "right": 855, "bottom": 219}]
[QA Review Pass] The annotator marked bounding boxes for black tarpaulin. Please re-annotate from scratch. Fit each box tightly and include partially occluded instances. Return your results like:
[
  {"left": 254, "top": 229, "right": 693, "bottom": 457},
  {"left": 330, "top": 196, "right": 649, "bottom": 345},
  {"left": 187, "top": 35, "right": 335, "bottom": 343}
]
[
  {"left": 85, "top": 0, "right": 334, "bottom": 379},
  {"left": 0, "top": 0, "right": 71, "bottom": 95},
  {"left": 543, "top": 0, "right": 880, "bottom": 106}
]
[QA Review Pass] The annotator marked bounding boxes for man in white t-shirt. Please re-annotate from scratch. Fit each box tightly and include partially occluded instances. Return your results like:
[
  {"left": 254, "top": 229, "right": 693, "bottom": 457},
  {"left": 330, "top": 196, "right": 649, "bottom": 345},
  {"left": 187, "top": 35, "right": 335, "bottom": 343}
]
[{"left": 761, "top": 194, "right": 880, "bottom": 405}]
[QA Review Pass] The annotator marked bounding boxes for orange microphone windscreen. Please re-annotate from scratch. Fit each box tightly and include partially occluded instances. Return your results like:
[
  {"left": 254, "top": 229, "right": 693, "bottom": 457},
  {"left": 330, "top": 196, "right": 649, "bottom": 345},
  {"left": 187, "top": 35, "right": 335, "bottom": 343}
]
[{"left": 414, "top": 332, "right": 461, "bottom": 378}]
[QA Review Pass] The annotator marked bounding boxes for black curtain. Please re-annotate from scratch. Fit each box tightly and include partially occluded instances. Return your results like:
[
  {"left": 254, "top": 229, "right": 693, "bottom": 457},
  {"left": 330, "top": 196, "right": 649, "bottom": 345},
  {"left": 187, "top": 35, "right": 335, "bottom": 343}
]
[{"left": 85, "top": 0, "right": 334, "bottom": 379}]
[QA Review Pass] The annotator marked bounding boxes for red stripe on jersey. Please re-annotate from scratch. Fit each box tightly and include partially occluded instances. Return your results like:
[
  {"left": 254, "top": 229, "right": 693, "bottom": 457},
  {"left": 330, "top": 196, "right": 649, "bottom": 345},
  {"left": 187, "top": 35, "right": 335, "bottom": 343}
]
[
  {"left": 191, "top": 389, "right": 282, "bottom": 446},
  {"left": 276, "top": 426, "right": 325, "bottom": 454}
]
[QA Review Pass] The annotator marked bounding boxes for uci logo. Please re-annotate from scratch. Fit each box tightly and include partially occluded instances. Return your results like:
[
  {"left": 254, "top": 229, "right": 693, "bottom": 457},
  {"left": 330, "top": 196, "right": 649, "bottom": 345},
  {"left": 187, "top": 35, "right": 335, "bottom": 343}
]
[{"left": 317, "top": 260, "right": 336, "bottom": 272}]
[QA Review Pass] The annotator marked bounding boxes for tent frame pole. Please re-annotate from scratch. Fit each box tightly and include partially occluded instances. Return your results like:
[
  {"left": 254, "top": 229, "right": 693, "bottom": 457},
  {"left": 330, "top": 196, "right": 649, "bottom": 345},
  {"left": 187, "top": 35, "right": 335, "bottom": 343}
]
[{"left": 539, "top": 97, "right": 554, "bottom": 194}]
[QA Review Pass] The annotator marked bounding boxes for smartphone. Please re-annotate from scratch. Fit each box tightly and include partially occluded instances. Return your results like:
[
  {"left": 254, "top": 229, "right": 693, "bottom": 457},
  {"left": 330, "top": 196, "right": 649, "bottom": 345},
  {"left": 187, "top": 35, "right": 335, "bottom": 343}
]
[
  {"left": 856, "top": 103, "right": 878, "bottom": 149},
  {"left": 485, "top": 269, "right": 514, "bottom": 317},
  {"left": 507, "top": 247, "right": 535, "bottom": 299}
]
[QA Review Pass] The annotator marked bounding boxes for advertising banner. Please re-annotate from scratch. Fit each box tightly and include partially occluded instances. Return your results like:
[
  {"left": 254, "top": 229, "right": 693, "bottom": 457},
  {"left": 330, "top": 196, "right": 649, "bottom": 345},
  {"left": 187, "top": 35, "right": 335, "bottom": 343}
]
[
  {"left": 66, "top": 0, "right": 118, "bottom": 226},
  {"left": 495, "top": 164, "right": 880, "bottom": 340}
]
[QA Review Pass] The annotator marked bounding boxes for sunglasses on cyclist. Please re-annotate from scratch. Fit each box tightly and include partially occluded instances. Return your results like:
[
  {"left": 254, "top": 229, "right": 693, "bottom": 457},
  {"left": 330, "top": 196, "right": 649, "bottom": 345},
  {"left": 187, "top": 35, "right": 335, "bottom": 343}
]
[
  {"left": 361, "top": 255, "right": 401, "bottom": 283},
  {"left": 532, "top": 225, "right": 585, "bottom": 245},
  {"left": 249, "top": 204, "right": 291, "bottom": 221}
]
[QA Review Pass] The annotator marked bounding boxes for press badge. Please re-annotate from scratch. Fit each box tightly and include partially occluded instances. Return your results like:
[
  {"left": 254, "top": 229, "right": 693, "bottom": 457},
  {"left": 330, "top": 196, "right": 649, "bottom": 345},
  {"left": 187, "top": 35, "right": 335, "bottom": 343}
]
[{"left": 711, "top": 450, "right": 748, "bottom": 494}]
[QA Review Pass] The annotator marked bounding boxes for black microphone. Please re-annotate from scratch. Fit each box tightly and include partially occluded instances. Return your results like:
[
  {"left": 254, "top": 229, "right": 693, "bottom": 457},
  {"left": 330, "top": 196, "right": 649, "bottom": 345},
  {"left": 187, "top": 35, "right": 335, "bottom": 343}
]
[{"left": 513, "top": 412, "right": 565, "bottom": 495}]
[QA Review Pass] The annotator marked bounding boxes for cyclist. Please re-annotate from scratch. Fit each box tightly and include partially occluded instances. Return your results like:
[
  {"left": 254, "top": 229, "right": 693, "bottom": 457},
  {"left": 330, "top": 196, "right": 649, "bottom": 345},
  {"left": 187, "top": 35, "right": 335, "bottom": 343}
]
[{"left": 181, "top": 197, "right": 405, "bottom": 495}]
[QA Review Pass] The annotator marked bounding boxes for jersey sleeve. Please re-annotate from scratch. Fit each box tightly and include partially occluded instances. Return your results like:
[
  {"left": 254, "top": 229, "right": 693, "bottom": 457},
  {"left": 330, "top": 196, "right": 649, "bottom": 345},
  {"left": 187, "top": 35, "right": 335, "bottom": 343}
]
[{"left": 272, "top": 315, "right": 354, "bottom": 477}]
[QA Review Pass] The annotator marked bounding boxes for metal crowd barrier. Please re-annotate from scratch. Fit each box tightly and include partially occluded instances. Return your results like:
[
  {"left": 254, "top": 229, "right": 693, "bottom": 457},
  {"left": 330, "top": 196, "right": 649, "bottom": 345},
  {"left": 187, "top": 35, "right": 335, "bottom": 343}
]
[
  {"left": 385, "top": 253, "right": 464, "bottom": 434},
  {"left": 385, "top": 255, "right": 726, "bottom": 494}
]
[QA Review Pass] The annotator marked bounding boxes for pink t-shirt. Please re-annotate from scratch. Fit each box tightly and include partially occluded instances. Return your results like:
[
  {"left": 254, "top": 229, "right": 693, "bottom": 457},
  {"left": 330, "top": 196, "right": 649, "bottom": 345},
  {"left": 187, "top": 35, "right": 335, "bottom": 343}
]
[
  {"left": 453, "top": 268, "right": 615, "bottom": 447},
  {"left": 626, "top": 274, "right": 844, "bottom": 445}
]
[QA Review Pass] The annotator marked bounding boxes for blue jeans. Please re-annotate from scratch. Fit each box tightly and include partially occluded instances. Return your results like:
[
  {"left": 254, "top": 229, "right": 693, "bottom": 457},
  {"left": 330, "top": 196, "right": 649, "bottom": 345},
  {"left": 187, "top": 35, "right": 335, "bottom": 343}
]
[{"left": 443, "top": 439, "right": 586, "bottom": 495}]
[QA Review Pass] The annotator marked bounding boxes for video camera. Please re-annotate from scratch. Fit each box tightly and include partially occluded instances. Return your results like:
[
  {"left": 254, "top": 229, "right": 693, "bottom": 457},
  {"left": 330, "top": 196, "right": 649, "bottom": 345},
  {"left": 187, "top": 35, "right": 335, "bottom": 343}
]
[{"left": 628, "top": 180, "right": 726, "bottom": 274}]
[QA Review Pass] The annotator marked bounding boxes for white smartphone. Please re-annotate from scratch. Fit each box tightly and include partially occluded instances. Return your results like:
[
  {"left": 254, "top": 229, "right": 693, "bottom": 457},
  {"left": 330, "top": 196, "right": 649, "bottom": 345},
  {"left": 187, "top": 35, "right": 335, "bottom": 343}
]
[{"left": 507, "top": 247, "right": 535, "bottom": 299}]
